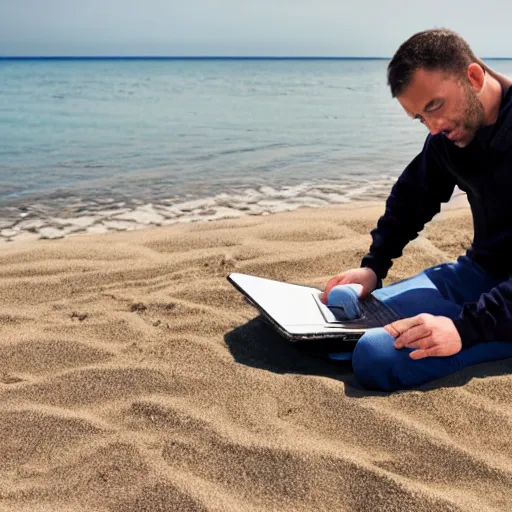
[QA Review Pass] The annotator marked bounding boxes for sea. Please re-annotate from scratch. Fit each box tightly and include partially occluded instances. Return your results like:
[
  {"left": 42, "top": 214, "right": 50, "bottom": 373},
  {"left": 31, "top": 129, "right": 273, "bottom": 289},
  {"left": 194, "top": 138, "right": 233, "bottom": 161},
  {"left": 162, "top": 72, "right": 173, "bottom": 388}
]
[{"left": 1, "top": 58, "right": 511, "bottom": 237}]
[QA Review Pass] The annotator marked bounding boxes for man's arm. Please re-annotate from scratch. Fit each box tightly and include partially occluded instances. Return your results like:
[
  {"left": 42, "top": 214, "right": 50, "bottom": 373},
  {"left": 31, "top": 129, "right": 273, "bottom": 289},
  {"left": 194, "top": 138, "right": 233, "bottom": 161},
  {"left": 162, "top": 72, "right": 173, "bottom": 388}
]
[
  {"left": 361, "top": 135, "right": 457, "bottom": 280},
  {"left": 454, "top": 278, "right": 512, "bottom": 347}
]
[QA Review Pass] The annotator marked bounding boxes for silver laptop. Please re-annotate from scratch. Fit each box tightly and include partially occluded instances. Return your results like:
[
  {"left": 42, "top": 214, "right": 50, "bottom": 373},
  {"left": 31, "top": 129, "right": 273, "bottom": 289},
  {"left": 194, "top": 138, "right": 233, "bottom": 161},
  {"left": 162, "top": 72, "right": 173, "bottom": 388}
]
[{"left": 227, "top": 273, "right": 401, "bottom": 344}]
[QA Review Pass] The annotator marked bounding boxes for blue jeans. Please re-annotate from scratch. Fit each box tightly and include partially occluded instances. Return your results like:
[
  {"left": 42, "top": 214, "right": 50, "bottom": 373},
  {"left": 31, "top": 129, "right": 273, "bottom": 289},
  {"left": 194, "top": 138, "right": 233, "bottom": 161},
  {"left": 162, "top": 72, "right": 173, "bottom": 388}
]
[{"left": 328, "top": 256, "right": 512, "bottom": 391}]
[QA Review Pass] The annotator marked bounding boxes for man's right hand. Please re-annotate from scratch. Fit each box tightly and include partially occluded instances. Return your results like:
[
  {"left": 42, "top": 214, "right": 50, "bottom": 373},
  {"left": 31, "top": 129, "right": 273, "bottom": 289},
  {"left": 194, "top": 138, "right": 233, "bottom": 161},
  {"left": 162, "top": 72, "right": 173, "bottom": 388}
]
[{"left": 320, "top": 267, "right": 378, "bottom": 304}]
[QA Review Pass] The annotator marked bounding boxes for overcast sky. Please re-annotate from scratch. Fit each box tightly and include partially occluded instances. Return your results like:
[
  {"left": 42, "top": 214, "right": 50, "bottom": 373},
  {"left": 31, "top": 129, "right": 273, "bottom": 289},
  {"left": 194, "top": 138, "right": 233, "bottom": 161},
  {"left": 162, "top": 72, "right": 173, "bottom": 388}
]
[{"left": 1, "top": 0, "right": 511, "bottom": 57}]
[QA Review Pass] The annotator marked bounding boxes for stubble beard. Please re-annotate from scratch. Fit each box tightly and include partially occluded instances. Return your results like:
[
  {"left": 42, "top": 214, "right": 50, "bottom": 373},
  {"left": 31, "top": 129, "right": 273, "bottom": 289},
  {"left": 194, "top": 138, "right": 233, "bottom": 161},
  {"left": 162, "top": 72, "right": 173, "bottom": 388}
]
[{"left": 453, "top": 86, "right": 485, "bottom": 148}]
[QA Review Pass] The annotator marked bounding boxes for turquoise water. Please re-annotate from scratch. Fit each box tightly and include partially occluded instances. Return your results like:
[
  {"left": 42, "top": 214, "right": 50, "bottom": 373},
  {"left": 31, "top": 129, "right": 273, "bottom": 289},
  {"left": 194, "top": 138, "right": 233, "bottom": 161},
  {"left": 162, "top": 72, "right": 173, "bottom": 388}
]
[{"left": 1, "top": 58, "right": 511, "bottom": 221}]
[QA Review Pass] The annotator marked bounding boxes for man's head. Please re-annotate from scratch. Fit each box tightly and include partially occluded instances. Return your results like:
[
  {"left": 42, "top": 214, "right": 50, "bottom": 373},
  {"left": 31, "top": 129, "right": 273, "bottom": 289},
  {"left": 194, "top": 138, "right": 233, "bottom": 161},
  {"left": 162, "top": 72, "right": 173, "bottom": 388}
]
[{"left": 388, "top": 29, "right": 487, "bottom": 147}]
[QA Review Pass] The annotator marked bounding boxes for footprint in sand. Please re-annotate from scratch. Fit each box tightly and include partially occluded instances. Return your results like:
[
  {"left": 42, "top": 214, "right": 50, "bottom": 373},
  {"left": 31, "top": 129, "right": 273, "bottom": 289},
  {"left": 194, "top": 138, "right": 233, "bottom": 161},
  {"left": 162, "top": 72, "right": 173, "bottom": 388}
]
[{"left": 0, "top": 374, "right": 24, "bottom": 385}]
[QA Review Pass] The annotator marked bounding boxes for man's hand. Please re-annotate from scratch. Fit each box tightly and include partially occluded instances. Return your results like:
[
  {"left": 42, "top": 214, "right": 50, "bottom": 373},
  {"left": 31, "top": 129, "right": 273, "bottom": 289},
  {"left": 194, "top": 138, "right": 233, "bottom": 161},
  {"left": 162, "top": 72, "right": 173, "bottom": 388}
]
[
  {"left": 321, "top": 267, "right": 377, "bottom": 304},
  {"left": 385, "top": 313, "right": 462, "bottom": 359}
]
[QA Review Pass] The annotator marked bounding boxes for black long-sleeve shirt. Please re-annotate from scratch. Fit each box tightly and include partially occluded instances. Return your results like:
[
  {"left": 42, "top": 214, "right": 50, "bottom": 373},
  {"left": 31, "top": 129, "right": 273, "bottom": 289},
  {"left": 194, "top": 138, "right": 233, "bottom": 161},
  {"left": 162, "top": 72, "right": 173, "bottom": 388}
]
[{"left": 361, "top": 86, "right": 512, "bottom": 348}]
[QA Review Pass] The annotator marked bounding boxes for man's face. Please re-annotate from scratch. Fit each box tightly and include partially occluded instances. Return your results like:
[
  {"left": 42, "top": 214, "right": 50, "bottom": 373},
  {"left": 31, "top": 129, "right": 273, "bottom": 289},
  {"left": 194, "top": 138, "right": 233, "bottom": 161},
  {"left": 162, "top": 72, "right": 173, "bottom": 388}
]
[{"left": 396, "top": 67, "right": 485, "bottom": 148}]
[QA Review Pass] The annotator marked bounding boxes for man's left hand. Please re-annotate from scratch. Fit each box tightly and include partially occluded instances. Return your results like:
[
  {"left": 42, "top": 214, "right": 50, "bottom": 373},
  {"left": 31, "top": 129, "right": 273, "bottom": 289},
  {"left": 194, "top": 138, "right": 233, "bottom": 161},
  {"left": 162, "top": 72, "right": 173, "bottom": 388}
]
[{"left": 384, "top": 313, "right": 462, "bottom": 359}]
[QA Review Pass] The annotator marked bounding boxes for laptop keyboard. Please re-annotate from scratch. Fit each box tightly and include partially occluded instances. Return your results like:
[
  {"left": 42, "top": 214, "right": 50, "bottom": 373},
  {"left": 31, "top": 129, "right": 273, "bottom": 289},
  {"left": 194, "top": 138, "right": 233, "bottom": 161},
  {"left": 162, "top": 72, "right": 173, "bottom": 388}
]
[{"left": 359, "top": 296, "right": 402, "bottom": 328}]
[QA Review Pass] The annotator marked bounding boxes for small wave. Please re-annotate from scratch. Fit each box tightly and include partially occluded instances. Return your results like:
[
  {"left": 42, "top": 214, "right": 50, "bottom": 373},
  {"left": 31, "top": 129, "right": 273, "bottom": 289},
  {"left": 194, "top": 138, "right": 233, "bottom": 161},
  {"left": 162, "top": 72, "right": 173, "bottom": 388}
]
[
  {"left": 217, "top": 143, "right": 288, "bottom": 157},
  {"left": 57, "top": 161, "right": 105, "bottom": 169},
  {"left": 0, "top": 178, "right": 399, "bottom": 242}
]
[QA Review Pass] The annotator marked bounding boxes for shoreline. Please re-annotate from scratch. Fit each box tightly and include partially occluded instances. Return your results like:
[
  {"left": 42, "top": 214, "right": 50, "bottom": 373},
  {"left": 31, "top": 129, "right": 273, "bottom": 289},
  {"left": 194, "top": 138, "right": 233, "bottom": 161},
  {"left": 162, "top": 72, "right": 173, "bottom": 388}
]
[{"left": 0, "top": 182, "right": 468, "bottom": 245}]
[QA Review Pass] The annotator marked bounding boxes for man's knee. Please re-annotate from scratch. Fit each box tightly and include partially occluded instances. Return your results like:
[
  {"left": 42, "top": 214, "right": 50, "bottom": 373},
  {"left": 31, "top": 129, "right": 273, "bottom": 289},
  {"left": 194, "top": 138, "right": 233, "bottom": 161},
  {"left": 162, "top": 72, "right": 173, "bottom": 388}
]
[
  {"left": 327, "top": 284, "right": 361, "bottom": 320},
  {"left": 352, "top": 328, "right": 402, "bottom": 392}
]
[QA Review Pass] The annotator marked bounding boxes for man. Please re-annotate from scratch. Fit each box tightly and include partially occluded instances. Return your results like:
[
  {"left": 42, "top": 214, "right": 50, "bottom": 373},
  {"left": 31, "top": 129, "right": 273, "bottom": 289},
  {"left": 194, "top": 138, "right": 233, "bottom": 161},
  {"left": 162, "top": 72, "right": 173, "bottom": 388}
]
[{"left": 322, "top": 29, "right": 512, "bottom": 392}]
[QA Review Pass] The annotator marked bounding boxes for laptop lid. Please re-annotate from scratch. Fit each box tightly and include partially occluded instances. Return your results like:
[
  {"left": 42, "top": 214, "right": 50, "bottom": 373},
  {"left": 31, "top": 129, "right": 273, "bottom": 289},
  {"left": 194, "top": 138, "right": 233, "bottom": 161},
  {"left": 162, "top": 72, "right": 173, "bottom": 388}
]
[{"left": 228, "top": 273, "right": 367, "bottom": 341}]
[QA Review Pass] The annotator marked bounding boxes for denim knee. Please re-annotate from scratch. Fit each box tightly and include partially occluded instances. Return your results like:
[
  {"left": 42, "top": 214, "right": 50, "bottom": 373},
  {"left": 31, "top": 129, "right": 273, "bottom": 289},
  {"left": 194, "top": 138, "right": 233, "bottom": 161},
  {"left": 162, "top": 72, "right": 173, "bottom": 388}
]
[
  {"left": 327, "top": 284, "right": 361, "bottom": 320},
  {"left": 352, "top": 328, "right": 402, "bottom": 392}
]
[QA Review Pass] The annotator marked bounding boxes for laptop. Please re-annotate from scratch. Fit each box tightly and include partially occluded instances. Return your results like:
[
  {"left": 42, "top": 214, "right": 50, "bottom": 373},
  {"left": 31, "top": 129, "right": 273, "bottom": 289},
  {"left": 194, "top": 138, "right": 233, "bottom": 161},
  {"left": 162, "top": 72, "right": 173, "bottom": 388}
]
[{"left": 227, "top": 273, "right": 402, "bottom": 357}]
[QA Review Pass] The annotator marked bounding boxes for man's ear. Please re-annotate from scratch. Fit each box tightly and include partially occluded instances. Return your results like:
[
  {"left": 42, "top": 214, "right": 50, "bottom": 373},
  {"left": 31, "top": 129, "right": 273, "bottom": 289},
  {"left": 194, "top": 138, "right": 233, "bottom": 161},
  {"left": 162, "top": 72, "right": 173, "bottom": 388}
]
[{"left": 467, "top": 62, "right": 486, "bottom": 92}]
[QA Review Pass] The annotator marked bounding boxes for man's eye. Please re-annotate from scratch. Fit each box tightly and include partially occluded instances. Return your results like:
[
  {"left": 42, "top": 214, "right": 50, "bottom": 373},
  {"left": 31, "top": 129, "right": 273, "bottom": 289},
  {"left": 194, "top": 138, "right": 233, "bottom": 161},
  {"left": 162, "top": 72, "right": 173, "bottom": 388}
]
[{"left": 427, "top": 100, "right": 444, "bottom": 112}]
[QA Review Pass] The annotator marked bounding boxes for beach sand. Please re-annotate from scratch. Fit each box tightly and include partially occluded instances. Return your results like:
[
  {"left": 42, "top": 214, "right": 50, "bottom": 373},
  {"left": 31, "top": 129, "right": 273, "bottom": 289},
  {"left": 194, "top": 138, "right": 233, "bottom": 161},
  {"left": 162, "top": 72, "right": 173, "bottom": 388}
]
[{"left": 1, "top": 196, "right": 512, "bottom": 512}]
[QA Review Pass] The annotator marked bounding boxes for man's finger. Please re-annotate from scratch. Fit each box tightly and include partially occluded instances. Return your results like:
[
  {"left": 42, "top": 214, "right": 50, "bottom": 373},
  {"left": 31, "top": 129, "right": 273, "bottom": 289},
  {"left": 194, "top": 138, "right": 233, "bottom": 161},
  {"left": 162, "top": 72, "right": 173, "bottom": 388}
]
[
  {"left": 320, "top": 291, "right": 330, "bottom": 304},
  {"left": 321, "top": 277, "right": 344, "bottom": 303},
  {"left": 398, "top": 335, "right": 432, "bottom": 350},
  {"left": 409, "top": 346, "right": 440, "bottom": 360},
  {"left": 394, "top": 325, "right": 431, "bottom": 348},
  {"left": 321, "top": 284, "right": 338, "bottom": 303},
  {"left": 384, "top": 315, "right": 423, "bottom": 337}
]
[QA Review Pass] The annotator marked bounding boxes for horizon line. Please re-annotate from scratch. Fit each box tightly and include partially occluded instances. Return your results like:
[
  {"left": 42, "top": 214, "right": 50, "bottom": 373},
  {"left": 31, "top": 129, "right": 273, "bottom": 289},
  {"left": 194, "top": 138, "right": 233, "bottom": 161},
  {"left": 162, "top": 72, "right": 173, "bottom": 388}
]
[
  {"left": 1, "top": 56, "right": 391, "bottom": 61},
  {"left": 2, "top": 55, "right": 511, "bottom": 62}
]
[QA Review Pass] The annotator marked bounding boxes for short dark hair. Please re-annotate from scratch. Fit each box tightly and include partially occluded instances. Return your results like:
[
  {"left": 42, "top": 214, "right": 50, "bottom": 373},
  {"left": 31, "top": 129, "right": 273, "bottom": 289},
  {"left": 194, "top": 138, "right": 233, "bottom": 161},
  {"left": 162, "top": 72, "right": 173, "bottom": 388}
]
[{"left": 387, "top": 29, "right": 479, "bottom": 97}]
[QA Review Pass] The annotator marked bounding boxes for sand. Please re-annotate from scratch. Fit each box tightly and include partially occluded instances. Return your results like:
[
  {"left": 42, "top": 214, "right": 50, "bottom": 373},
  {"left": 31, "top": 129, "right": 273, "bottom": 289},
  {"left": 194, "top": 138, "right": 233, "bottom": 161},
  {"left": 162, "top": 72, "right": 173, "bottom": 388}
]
[{"left": 1, "top": 196, "right": 512, "bottom": 512}]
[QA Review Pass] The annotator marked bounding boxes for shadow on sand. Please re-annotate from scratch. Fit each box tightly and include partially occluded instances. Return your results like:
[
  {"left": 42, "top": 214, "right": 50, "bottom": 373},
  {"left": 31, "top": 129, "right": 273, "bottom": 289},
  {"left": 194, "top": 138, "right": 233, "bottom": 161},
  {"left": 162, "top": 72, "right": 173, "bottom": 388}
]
[
  {"left": 225, "top": 315, "right": 512, "bottom": 397},
  {"left": 225, "top": 315, "right": 372, "bottom": 396}
]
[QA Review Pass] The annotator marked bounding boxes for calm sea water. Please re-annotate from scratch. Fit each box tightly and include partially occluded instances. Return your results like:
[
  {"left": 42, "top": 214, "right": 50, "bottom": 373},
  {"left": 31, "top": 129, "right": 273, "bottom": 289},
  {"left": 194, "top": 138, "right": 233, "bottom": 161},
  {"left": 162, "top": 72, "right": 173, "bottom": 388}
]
[{"left": 1, "top": 58, "right": 511, "bottom": 221}]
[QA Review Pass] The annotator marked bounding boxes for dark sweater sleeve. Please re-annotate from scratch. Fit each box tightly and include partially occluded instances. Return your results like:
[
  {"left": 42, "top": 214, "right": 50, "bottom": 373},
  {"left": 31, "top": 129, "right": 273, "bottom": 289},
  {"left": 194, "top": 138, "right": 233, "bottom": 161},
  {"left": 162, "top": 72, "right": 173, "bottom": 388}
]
[
  {"left": 454, "top": 278, "right": 512, "bottom": 348},
  {"left": 361, "top": 135, "right": 457, "bottom": 279}
]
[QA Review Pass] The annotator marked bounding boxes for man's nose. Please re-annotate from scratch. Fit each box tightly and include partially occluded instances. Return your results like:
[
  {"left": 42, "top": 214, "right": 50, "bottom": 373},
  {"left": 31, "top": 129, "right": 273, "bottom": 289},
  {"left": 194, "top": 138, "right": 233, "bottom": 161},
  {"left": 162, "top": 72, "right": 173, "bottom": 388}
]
[{"left": 425, "top": 117, "right": 447, "bottom": 136}]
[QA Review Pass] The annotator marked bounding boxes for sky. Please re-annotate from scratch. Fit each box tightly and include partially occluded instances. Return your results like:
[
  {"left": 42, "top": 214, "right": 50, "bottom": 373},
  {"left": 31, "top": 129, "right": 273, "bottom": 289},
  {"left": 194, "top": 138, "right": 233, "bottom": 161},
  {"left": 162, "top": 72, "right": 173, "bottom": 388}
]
[{"left": 1, "top": 0, "right": 511, "bottom": 57}]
